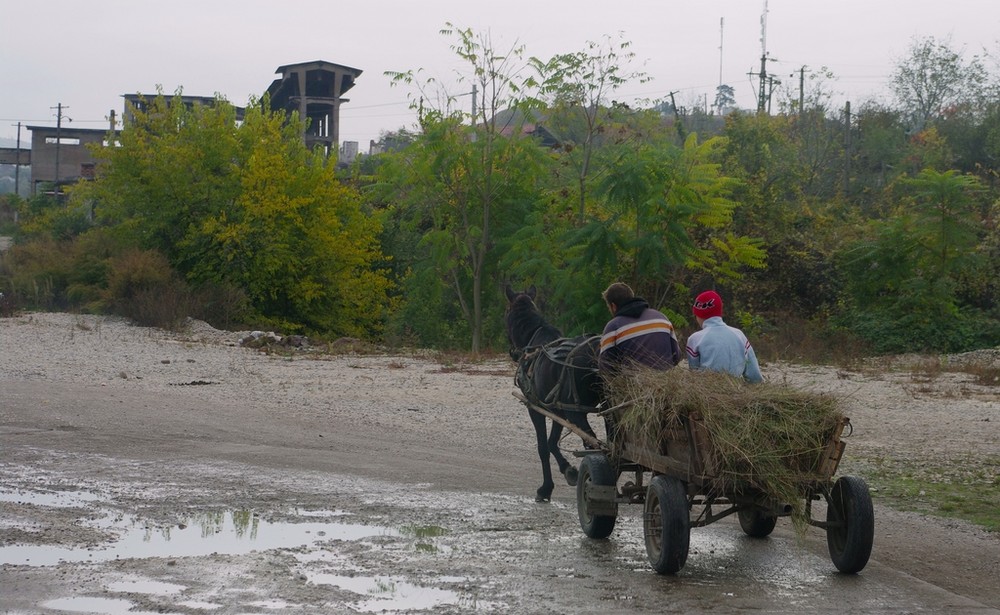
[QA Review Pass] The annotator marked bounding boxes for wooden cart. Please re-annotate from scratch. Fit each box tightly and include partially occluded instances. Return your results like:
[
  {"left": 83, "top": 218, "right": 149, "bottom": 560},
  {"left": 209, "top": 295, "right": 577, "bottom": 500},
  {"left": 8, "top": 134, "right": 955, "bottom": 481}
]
[{"left": 514, "top": 391, "right": 875, "bottom": 575}]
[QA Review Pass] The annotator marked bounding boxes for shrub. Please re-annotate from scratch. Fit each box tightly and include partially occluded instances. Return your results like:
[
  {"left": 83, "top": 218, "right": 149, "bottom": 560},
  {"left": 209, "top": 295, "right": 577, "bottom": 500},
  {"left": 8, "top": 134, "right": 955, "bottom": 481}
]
[
  {"left": 188, "top": 282, "right": 252, "bottom": 331},
  {"left": 106, "top": 249, "right": 192, "bottom": 330},
  {"left": 0, "top": 290, "right": 16, "bottom": 317},
  {"left": 0, "top": 237, "right": 75, "bottom": 310}
]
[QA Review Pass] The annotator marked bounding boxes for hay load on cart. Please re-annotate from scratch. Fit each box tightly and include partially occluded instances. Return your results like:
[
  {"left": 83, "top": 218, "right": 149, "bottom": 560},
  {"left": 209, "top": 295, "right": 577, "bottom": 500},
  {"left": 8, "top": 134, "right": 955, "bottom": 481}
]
[
  {"left": 606, "top": 367, "right": 848, "bottom": 522},
  {"left": 573, "top": 366, "right": 874, "bottom": 575}
]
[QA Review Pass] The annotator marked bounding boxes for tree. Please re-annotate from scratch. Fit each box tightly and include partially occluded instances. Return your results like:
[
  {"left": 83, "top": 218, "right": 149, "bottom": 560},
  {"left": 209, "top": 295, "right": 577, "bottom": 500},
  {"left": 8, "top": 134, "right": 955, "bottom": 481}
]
[
  {"left": 839, "top": 169, "right": 991, "bottom": 352},
  {"left": 714, "top": 84, "right": 736, "bottom": 115},
  {"left": 564, "top": 133, "right": 764, "bottom": 325},
  {"left": 890, "top": 36, "right": 988, "bottom": 131},
  {"left": 531, "top": 33, "right": 650, "bottom": 223},
  {"left": 381, "top": 25, "right": 549, "bottom": 352},
  {"left": 73, "top": 91, "right": 391, "bottom": 336}
]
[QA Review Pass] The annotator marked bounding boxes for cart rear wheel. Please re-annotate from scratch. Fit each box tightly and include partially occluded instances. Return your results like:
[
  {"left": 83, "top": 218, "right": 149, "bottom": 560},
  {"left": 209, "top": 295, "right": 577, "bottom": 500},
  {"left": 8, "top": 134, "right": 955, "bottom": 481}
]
[
  {"left": 576, "top": 454, "right": 618, "bottom": 539},
  {"left": 738, "top": 509, "right": 777, "bottom": 538},
  {"left": 644, "top": 475, "right": 690, "bottom": 574},
  {"left": 826, "top": 475, "right": 874, "bottom": 573}
]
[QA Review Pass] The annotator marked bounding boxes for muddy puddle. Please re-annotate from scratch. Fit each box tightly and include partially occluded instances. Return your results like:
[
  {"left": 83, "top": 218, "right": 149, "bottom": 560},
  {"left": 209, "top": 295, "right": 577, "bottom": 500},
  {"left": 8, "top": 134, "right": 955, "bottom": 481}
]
[{"left": 0, "top": 482, "right": 501, "bottom": 613}]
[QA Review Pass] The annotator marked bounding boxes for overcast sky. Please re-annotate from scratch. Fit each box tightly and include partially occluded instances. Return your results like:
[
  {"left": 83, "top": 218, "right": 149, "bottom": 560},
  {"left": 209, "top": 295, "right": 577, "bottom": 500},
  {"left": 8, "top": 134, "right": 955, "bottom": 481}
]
[{"left": 2, "top": 0, "right": 998, "bottom": 148}]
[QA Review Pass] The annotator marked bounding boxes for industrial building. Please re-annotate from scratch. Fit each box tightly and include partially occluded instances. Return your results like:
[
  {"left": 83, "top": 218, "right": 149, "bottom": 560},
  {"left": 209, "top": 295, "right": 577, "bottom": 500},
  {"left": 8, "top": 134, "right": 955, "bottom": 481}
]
[{"left": 0, "top": 60, "right": 362, "bottom": 195}]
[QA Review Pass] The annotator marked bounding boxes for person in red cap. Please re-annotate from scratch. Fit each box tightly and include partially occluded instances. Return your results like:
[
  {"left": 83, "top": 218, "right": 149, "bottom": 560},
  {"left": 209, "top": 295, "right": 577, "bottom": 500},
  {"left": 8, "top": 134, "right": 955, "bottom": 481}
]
[{"left": 685, "top": 290, "right": 763, "bottom": 383}]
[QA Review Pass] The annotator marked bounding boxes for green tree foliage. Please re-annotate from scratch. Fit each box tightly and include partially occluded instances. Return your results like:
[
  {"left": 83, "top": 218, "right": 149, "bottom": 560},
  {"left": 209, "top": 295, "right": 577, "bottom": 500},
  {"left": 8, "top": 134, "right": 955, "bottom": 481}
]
[
  {"left": 714, "top": 84, "right": 736, "bottom": 115},
  {"left": 381, "top": 25, "right": 549, "bottom": 352},
  {"left": 71, "top": 91, "right": 390, "bottom": 336},
  {"left": 530, "top": 33, "right": 650, "bottom": 222},
  {"left": 839, "top": 169, "right": 996, "bottom": 352},
  {"left": 852, "top": 103, "right": 908, "bottom": 203},
  {"left": 556, "top": 133, "right": 764, "bottom": 331}
]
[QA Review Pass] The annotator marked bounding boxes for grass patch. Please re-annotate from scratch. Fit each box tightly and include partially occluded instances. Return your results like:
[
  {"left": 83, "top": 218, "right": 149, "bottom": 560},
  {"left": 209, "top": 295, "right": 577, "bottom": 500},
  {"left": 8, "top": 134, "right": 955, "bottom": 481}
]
[{"left": 865, "top": 454, "right": 1000, "bottom": 532}]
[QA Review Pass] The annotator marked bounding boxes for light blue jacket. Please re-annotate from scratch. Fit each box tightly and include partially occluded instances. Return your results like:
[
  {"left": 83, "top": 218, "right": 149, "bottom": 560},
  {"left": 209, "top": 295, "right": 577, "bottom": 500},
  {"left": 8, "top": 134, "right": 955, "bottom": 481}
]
[{"left": 685, "top": 317, "right": 763, "bottom": 383}]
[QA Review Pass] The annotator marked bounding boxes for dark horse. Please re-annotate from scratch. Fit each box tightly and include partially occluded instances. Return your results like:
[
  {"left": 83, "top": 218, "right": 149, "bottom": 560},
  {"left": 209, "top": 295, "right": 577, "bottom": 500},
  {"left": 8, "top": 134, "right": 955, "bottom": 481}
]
[{"left": 504, "top": 285, "right": 603, "bottom": 502}]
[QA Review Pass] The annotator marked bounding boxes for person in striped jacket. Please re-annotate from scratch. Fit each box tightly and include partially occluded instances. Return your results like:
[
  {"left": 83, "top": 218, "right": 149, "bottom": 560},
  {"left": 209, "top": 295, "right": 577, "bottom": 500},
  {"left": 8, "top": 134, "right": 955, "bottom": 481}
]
[
  {"left": 685, "top": 290, "right": 763, "bottom": 383},
  {"left": 598, "top": 282, "right": 681, "bottom": 376}
]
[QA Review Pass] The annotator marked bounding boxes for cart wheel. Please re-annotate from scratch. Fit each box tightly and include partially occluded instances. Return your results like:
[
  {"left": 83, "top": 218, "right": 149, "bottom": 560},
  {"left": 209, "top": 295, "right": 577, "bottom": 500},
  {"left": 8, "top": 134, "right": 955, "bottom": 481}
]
[
  {"left": 644, "top": 475, "right": 690, "bottom": 574},
  {"left": 576, "top": 454, "right": 618, "bottom": 539},
  {"left": 738, "top": 509, "right": 777, "bottom": 538},
  {"left": 826, "top": 475, "right": 874, "bottom": 573}
]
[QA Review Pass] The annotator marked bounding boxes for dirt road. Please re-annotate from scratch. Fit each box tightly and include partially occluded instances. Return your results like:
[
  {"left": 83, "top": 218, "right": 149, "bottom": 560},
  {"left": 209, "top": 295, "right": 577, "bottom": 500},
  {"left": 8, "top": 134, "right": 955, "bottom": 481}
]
[{"left": 1, "top": 313, "right": 999, "bottom": 614}]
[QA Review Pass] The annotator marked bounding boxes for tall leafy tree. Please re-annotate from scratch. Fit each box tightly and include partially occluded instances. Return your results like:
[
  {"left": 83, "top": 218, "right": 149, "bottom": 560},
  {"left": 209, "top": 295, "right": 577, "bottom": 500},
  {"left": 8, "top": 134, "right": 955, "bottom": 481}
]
[
  {"left": 839, "top": 169, "right": 990, "bottom": 351},
  {"left": 564, "top": 133, "right": 764, "bottom": 327},
  {"left": 85, "top": 90, "right": 241, "bottom": 261},
  {"left": 381, "top": 25, "right": 549, "bottom": 352},
  {"left": 890, "top": 36, "right": 988, "bottom": 131},
  {"left": 74, "top": 91, "right": 391, "bottom": 336},
  {"left": 531, "top": 34, "right": 650, "bottom": 223}
]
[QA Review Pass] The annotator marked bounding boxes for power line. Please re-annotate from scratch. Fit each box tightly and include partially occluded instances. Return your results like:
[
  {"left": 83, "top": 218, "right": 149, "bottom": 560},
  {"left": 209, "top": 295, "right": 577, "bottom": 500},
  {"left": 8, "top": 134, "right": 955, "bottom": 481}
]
[{"left": 0, "top": 117, "right": 108, "bottom": 124}]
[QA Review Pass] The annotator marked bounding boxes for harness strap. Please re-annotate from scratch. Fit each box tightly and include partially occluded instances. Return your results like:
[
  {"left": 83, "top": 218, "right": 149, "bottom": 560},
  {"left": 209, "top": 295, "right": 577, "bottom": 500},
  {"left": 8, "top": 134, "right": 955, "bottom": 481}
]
[{"left": 516, "top": 334, "right": 599, "bottom": 411}]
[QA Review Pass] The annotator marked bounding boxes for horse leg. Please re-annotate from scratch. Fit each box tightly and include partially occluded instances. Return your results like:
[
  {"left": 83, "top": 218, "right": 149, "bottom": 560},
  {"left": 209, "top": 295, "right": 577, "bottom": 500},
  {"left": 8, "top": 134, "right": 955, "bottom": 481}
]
[
  {"left": 548, "top": 420, "right": 578, "bottom": 487},
  {"left": 565, "top": 410, "right": 598, "bottom": 448},
  {"left": 529, "top": 408, "right": 555, "bottom": 502}
]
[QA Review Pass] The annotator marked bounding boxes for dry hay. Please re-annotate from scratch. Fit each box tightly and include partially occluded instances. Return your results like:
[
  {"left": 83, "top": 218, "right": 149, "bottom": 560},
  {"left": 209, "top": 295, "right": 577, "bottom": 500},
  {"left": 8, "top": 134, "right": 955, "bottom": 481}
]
[{"left": 604, "top": 366, "right": 846, "bottom": 525}]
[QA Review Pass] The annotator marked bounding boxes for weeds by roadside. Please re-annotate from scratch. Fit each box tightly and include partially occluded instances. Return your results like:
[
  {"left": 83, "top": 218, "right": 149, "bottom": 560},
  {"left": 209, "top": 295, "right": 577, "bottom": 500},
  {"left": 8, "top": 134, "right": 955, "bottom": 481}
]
[{"left": 863, "top": 454, "right": 1000, "bottom": 533}]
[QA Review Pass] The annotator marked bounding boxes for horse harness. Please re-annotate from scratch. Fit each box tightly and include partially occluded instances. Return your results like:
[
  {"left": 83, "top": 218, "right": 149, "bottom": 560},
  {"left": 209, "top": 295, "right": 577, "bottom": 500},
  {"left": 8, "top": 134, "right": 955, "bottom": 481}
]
[{"left": 514, "top": 331, "right": 600, "bottom": 414}]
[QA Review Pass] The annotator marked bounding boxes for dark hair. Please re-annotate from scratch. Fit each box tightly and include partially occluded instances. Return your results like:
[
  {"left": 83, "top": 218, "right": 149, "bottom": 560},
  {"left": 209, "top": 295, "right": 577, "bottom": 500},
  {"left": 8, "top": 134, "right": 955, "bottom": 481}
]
[{"left": 602, "top": 282, "right": 634, "bottom": 310}]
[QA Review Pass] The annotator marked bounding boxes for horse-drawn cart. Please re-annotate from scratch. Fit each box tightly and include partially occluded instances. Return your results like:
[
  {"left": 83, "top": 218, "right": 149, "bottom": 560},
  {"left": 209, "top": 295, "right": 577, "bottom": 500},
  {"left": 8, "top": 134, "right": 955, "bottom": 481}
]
[{"left": 514, "top": 391, "right": 875, "bottom": 576}]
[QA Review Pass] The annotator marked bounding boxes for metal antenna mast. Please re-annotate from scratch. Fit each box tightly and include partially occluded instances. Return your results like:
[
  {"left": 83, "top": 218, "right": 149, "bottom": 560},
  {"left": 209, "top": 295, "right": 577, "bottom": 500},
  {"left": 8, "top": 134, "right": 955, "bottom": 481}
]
[
  {"left": 757, "top": 0, "right": 769, "bottom": 113},
  {"left": 718, "top": 17, "right": 725, "bottom": 86}
]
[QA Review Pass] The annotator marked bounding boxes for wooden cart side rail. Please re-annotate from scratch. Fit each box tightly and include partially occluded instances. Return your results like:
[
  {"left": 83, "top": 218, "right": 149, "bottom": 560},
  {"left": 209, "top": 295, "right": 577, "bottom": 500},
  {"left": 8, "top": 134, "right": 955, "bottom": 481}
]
[
  {"left": 685, "top": 411, "right": 717, "bottom": 479},
  {"left": 511, "top": 390, "right": 606, "bottom": 451},
  {"left": 817, "top": 417, "right": 850, "bottom": 479},
  {"left": 617, "top": 442, "right": 710, "bottom": 488}
]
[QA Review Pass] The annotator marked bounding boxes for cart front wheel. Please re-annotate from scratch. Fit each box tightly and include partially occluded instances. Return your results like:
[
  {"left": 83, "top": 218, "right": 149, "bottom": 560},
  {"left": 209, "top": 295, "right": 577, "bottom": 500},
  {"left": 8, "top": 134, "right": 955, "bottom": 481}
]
[
  {"left": 738, "top": 509, "right": 777, "bottom": 538},
  {"left": 576, "top": 454, "right": 618, "bottom": 539},
  {"left": 644, "top": 475, "right": 690, "bottom": 574},
  {"left": 826, "top": 475, "right": 874, "bottom": 573}
]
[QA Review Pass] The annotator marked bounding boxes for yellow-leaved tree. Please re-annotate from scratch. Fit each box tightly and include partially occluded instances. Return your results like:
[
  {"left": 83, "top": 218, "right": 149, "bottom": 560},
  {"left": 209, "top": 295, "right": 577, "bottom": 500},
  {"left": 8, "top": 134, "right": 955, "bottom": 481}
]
[
  {"left": 77, "top": 90, "right": 391, "bottom": 337},
  {"left": 182, "top": 99, "right": 392, "bottom": 336}
]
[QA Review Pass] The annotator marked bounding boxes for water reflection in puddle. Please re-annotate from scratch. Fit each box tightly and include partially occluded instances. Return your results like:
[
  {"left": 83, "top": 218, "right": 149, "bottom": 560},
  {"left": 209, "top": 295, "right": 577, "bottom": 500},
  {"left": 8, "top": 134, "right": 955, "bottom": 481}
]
[
  {"left": 1, "top": 510, "right": 398, "bottom": 566},
  {"left": 0, "top": 487, "right": 104, "bottom": 508},
  {"left": 399, "top": 524, "right": 450, "bottom": 554},
  {"left": 42, "top": 596, "right": 164, "bottom": 615},
  {"left": 105, "top": 578, "right": 186, "bottom": 595},
  {"left": 307, "top": 572, "right": 502, "bottom": 612}
]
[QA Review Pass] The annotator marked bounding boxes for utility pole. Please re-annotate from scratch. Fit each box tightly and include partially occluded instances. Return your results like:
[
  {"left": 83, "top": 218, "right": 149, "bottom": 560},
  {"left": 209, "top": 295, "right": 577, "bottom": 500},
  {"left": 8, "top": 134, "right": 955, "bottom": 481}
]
[
  {"left": 757, "top": 55, "right": 768, "bottom": 114},
  {"left": 668, "top": 91, "right": 685, "bottom": 141},
  {"left": 13, "top": 122, "right": 22, "bottom": 198},
  {"left": 51, "top": 103, "right": 69, "bottom": 194},
  {"left": 843, "top": 101, "right": 852, "bottom": 195},
  {"left": 799, "top": 66, "right": 806, "bottom": 113}
]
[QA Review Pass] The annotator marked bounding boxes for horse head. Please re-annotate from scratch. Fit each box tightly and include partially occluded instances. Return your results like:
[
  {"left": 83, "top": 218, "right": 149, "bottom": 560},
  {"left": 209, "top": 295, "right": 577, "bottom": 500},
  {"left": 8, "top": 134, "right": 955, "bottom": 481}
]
[{"left": 503, "top": 284, "right": 557, "bottom": 360}]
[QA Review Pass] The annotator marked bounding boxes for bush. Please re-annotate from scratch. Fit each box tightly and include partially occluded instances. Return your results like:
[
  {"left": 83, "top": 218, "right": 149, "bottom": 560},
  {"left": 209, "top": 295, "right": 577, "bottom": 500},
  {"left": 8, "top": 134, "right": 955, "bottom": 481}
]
[
  {"left": 0, "top": 237, "right": 75, "bottom": 310},
  {"left": 840, "top": 306, "right": 1000, "bottom": 354},
  {"left": 106, "top": 249, "right": 192, "bottom": 330},
  {"left": 189, "top": 282, "right": 252, "bottom": 331},
  {"left": 0, "top": 291, "right": 16, "bottom": 317}
]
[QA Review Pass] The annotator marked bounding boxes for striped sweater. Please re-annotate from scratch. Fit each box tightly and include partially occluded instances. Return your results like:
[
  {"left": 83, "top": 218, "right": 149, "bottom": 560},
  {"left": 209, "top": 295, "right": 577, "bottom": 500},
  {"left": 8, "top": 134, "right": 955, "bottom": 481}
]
[{"left": 599, "top": 300, "right": 680, "bottom": 373}]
